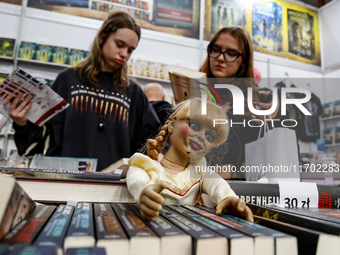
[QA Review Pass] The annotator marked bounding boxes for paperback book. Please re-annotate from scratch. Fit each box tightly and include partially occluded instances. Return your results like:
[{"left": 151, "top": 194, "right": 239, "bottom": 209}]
[
  {"left": 35, "top": 44, "right": 53, "bottom": 62},
  {"left": 68, "top": 49, "right": 86, "bottom": 66},
  {"left": 0, "top": 38, "right": 15, "bottom": 57},
  {"left": 18, "top": 42, "right": 37, "bottom": 60},
  {"left": 333, "top": 100, "right": 340, "bottom": 116},
  {"left": 0, "top": 68, "right": 69, "bottom": 126},
  {"left": 51, "top": 46, "right": 69, "bottom": 65},
  {"left": 323, "top": 127, "right": 334, "bottom": 144},
  {"left": 321, "top": 102, "right": 333, "bottom": 118}
]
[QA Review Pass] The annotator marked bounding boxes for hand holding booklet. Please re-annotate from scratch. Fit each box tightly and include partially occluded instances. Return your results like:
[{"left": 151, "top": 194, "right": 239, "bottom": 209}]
[{"left": 0, "top": 68, "right": 69, "bottom": 126}]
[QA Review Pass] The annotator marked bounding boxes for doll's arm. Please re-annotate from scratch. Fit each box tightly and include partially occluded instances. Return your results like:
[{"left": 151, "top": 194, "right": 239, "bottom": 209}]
[
  {"left": 216, "top": 197, "right": 254, "bottom": 222},
  {"left": 126, "top": 166, "right": 169, "bottom": 221}
]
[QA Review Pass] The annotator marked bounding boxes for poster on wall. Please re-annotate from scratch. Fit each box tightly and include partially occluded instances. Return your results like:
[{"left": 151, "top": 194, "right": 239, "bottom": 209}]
[
  {"left": 204, "top": 0, "right": 247, "bottom": 41},
  {"left": 26, "top": 0, "right": 200, "bottom": 39},
  {"left": 287, "top": 9, "right": 315, "bottom": 61},
  {"left": 0, "top": 0, "right": 21, "bottom": 5},
  {"left": 252, "top": 0, "right": 283, "bottom": 53}
]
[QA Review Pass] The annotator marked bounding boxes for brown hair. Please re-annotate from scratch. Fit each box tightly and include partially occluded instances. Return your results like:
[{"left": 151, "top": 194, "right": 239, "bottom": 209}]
[
  {"left": 200, "top": 26, "right": 259, "bottom": 114},
  {"left": 76, "top": 11, "right": 141, "bottom": 92},
  {"left": 147, "top": 98, "right": 229, "bottom": 159}
]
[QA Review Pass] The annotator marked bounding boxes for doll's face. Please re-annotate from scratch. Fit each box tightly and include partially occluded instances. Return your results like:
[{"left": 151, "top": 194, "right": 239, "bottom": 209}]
[{"left": 169, "top": 118, "right": 216, "bottom": 162}]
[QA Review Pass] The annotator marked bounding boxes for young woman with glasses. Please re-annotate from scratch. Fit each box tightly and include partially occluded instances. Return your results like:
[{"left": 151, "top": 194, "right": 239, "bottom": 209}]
[{"left": 200, "top": 26, "right": 279, "bottom": 179}]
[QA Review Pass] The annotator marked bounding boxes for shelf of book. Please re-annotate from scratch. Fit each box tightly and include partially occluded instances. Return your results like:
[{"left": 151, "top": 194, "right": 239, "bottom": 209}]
[
  {"left": 129, "top": 74, "right": 170, "bottom": 84},
  {"left": 17, "top": 58, "right": 71, "bottom": 68},
  {"left": 321, "top": 115, "right": 340, "bottom": 121}
]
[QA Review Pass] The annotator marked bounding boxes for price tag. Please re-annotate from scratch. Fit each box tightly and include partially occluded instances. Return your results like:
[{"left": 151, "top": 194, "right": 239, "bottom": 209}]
[
  {"left": 114, "top": 169, "right": 123, "bottom": 175},
  {"left": 279, "top": 181, "right": 318, "bottom": 208}
]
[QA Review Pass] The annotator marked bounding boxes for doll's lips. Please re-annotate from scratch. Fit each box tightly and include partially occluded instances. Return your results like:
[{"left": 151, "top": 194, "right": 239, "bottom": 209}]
[{"left": 190, "top": 140, "right": 202, "bottom": 151}]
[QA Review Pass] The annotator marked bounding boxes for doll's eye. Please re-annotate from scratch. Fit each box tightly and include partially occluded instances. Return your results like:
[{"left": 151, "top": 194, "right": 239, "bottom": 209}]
[
  {"left": 190, "top": 121, "right": 200, "bottom": 131},
  {"left": 205, "top": 132, "right": 215, "bottom": 143}
]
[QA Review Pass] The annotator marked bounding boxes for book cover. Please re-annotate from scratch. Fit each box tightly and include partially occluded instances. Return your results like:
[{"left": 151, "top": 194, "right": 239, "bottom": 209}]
[
  {"left": 129, "top": 204, "right": 192, "bottom": 255},
  {"left": 252, "top": 1, "right": 283, "bottom": 52},
  {"left": 0, "top": 68, "right": 69, "bottom": 126},
  {"left": 321, "top": 102, "right": 333, "bottom": 118},
  {"left": 227, "top": 181, "right": 340, "bottom": 209},
  {"left": 18, "top": 42, "right": 37, "bottom": 60},
  {"left": 0, "top": 174, "right": 36, "bottom": 240},
  {"left": 68, "top": 49, "right": 86, "bottom": 66},
  {"left": 51, "top": 46, "right": 69, "bottom": 65},
  {"left": 169, "top": 205, "right": 253, "bottom": 255},
  {"left": 64, "top": 247, "right": 106, "bottom": 255},
  {"left": 34, "top": 205, "right": 74, "bottom": 253},
  {"left": 0, "top": 38, "right": 15, "bottom": 57},
  {"left": 335, "top": 126, "right": 340, "bottom": 144},
  {"left": 254, "top": 215, "right": 339, "bottom": 255},
  {"left": 34, "top": 156, "right": 98, "bottom": 172},
  {"left": 323, "top": 127, "right": 334, "bottom": 144},
  {"left": 333, "top": 100, "right": 340, "bottom": 116},
  {"left": 35, "top": 44, "right": 53, "bottom": 62},
  {"left": 169, "top": 66, "right": 206, "bottom": 104},
  {"left": 2, "top": 205, "right": 56, "bottom": 244},
  {"left": 94, "top": 203, "right": 128, "bottom": 255},
  {"left": 111, "top": 203, "right": 160, "bottom": 255},
  {"left": 159, "top": 206, "right": 227, "bottom": 255},
  {"left": 64, "top": 203, "right": 95, "bottom": 251},
  {"left": 0, "top": 166, "right": 120, "bottom": 181},
  {"left": 8, "top": 245, "right": 58, "bottom": 255}
]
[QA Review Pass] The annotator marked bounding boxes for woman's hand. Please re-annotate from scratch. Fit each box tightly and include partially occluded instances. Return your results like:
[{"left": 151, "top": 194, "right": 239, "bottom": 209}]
[
  {"left": 216, "top": 197, "right": 254, "bottom": 222},
  {"left": 138, "top": 182, "right": 170, "bottom": 221},
  {"left": 3, "top": 93, "right": 32, "bottom": 126}
]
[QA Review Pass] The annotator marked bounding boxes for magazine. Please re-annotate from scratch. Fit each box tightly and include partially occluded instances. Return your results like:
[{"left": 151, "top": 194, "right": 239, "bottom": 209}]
[{"left": 0, "top": 68, "right": 69, "bottom": 126}]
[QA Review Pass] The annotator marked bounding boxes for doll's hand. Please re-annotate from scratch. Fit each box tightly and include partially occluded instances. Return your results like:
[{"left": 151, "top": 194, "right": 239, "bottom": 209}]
[
  {"left": 3, "top": 93, "right": 32, "bottom": 126},
  {"left": 138, "top": 182, "right": 170, "bottom": 221},
  {"left": 216, "top": 197, "right": 254, "bottom": 222}
]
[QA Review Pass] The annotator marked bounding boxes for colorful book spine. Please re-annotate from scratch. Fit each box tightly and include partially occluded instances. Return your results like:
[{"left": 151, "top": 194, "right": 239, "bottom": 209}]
[
  {"left": 8, "top": 245, "right": 58, "bottom": 255},
  {"left": 171, "top": 205, "right": 253, "bottom": 255},
  {"left": 64, "top": 203, "right": 95, "bottom": 251},
  {"left": 64, "top": 247, "right": 106, "bottom": 255},
  {"left": 94, "top": 203, "right": 128, "bottom": 255},
  {"left": 2, "top": 205, "right": 56, "bottom": 244},
  {"left": 129, "top": 204, "right": 192, "bottom": 255},
  {"left": 159, "top": 206, "right": 227, "bottom": 255},
  {"left": 111, "top": 203, "right": 159, "bottom": 255},
  {"left": 34, "top": 205, "right": 74, "bottom": 253}
]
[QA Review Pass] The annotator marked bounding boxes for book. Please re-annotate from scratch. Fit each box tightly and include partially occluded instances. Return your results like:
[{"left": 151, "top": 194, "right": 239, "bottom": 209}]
[
  {"left": 227, "top": 181, "right": 340, "bottom": 209},
  {"left": 111, "top": 203, "right": 160, "bottom": 255},
  {"left": 51, "top": 46, "right": 69, "bottom": 65},
  {"left": 253, "top": 215, "right": 340, "bottom": 255},
  {"left": 0, "top": 174, "right": 36, "bottom": 240},
  {"left": 169, "top": 205, "right": 253, "bottom": 255},
  {"left": 197, "top": 206, "right": 275, "bottom": 255},
  {"left": 323, "top": 127, "right": 334, "bottom": 144},
  {"left": 68, "top": 49, "right": 86, "bottom": 66},
  {"left": 159, "top": 206, "right": 227, "bottom": 255},
  {"left": 129, "top": 204, "right": 192, "bottom": 255},
  {"left": 16, "top": 179, "right": 134, "bottom": 203},
  {"left": 250, "top": 203, "right": 340, "bottom": 229},
  {"left": 35, "top": 44, "right": 53, "bottom": 62},
  {"left": 100, "top": 158, "right": 129, "bottom": 177},
  {"left": 0, "top": 68, "right": 69, "bottom": 126},
  {"left": 64, "top": 247, "right": 106, "bottom": 255},
  {"left": 321, "top": 102, "right": 333, "bottom": 118},
  {"left": 64, "top": 203, "right": 95, "bottom": 251},
  {"left": 333, "top": 100, "right": 340, "bottom": 116},
  {"left": 1, "top": 205, "right": 56, "bottom": 244},
  {"left": 0, "top": 38, "right": 15, "bottom": 57},
  {"left": 8, "top": 245, "right": 58, "bottom": 255},
  {"left": 93, "top": 203, "right": 128, "bottom": 255},
  {"left": 34, "top": 205, "right": 74, "bottom": 255},
  {"left": 18, "top": 42, "right": 36, "bottom": 60},
  {"left": 168, "top": 67, "right": 206, "bottom": 104},
  {"left": 335, "top": 126, "right": 340, "bottom": 144},
  {"left": 34, "top": 156, "right": 98, "bottom": 172},
  {"left": 0, "top": 167, "right": 120, "bottom": 181}
]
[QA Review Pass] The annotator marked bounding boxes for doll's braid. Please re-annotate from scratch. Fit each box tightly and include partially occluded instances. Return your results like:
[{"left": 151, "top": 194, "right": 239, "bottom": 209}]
[{"left": 147, "top": 118, "right": 173, "bottom": 159}]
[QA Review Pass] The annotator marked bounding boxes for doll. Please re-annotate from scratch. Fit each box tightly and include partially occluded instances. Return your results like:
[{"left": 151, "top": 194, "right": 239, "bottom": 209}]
[{"left": 126, "top": 98, "right": 253, "bottom": 222}]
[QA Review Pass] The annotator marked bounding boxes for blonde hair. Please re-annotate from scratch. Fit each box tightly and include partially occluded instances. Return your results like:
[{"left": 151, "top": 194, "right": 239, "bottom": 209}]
[
  {"left": 76, "top": 11, "right": 141, "bottom": 93},
  {"left": 147, "top": 98, "right": 229, "bottom": 159}
]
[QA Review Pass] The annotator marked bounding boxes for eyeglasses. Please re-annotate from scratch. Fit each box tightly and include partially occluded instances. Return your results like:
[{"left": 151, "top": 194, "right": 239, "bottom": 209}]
[{"left": 208, "top": 44, "right": 242, "bottom": 63}]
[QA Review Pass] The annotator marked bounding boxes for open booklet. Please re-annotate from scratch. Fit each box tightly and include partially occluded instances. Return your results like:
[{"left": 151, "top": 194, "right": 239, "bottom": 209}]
[
  {"left": 0, "top": 68, "right": 69, "bottom": 126},
  {"left": 168, "top": 66, "right": 208, "bottom": 104}
]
